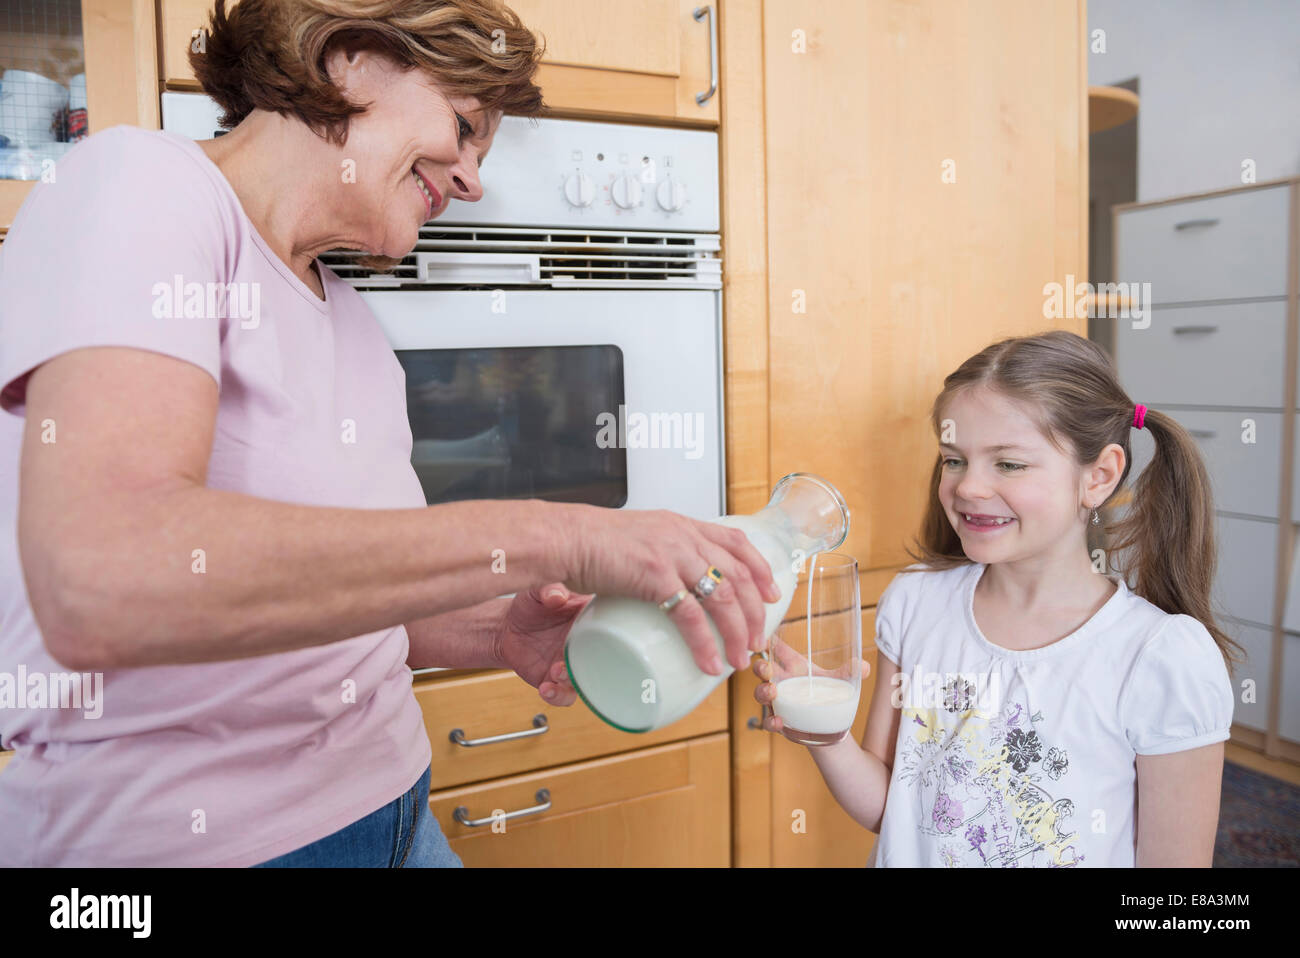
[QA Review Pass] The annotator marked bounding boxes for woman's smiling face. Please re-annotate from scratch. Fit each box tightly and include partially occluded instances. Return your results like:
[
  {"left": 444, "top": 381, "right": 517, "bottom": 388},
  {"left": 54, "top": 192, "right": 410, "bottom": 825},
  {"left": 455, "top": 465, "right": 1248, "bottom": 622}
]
[
  {"left": 324, "top": 46, "right": 501, "bottom": 258},
  {"left": 936, "top": 387, "right": 1090, "bottom": 561}
]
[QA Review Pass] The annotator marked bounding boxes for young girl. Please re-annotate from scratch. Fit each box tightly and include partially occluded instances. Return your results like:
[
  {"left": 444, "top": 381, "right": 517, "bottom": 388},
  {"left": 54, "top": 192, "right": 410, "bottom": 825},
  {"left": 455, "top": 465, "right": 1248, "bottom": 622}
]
[{"left": 754, "top": 329, "right": 1242, "bottom": 867}]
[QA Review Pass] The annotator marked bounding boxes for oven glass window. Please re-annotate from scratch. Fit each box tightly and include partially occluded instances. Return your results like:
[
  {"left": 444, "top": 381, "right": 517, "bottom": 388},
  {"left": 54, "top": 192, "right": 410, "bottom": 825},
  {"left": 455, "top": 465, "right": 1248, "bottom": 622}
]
[{"left": 398, "top": 346, "right": 628, "bottom": 508}]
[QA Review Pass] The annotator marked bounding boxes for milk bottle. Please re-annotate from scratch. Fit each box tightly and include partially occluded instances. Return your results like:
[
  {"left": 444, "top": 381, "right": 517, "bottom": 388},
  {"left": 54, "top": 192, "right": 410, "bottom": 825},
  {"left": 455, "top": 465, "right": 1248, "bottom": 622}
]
[{"left": 563, "top": 473, "right": 850, "bottom": 732}]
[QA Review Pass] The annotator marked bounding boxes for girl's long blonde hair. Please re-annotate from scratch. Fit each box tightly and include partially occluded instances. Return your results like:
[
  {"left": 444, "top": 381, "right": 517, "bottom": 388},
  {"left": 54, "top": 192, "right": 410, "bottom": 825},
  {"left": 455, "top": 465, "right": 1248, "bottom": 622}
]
[{"left": 903, "top": 328, "right": 1244, "bottom": 675}]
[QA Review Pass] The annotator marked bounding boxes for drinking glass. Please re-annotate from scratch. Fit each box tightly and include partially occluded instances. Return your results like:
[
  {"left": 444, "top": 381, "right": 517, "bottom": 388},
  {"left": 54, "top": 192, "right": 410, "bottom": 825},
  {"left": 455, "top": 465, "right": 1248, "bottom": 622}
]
[{"left": 766, "top": 552, "right": 862, "bottom": 746}]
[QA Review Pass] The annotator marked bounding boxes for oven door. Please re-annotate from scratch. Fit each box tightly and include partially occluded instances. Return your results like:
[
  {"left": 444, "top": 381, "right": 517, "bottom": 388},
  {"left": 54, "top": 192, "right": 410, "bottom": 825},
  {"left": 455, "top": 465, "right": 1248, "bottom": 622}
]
[{"left": 361, "top": 289, "right": 725, "bottom": 520}]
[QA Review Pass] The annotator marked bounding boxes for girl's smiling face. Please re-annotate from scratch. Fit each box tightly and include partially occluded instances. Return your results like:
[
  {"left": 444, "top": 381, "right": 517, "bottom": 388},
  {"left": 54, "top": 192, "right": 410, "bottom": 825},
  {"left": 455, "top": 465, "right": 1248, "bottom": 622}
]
[{"left": 936, "top": 387, "right": 1091, "bottom": 560}]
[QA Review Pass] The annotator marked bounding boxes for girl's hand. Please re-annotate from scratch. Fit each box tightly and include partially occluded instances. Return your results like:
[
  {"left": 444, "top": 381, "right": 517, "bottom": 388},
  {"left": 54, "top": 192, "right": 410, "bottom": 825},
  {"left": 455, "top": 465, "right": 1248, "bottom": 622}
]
[
  {"left": 558, "top": 505, "right": 783, "bottom": 678},
  {"left": 751, "top": 649, "right": 873, "bottom": 735}
]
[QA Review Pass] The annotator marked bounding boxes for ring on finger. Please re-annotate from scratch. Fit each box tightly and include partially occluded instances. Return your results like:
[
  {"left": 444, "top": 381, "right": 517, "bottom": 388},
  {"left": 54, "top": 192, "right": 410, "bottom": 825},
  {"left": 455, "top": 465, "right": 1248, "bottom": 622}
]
[
  {"left": 657, "top": 588, "right": 690, "bottom": 613},
  {"left": 691, "top": 565, "right": 724, "bottom": 600}
]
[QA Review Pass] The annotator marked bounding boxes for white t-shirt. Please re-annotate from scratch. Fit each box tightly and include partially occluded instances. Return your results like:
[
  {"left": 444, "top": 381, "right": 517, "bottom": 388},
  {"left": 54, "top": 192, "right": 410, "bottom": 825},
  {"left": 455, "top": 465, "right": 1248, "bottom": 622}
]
[{"left": 866, "top": 561, "right": 1235, "bottom": 868}]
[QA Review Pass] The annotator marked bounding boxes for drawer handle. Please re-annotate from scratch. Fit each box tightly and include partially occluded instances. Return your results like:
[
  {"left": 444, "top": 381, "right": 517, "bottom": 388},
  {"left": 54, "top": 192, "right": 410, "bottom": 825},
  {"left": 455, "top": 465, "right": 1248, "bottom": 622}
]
[
  {"left": 1171, "top": 324, "right": 1219, "bottom": 334},
  {"left": 451, "top": 788, "right": 552, "bottom": 827},
  {"left": 449, "top": 714, "right": 548, "bottom": 747},
  {"left": 1173, "top": 217, "right": 1220, "bottom": 230},
  {"left": 693, "top": 6, "right": 718, "bottom": 106},
  {"left": 1188, "top": 429, "right": 1217, "bottom": 439}
]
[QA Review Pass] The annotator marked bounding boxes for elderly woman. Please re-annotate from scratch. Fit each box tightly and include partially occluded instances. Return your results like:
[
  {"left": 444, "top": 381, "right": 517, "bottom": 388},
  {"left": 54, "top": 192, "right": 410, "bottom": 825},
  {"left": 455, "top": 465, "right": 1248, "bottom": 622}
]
[{"left": 0, "top": 0, "right": 778, "bottom": 867}]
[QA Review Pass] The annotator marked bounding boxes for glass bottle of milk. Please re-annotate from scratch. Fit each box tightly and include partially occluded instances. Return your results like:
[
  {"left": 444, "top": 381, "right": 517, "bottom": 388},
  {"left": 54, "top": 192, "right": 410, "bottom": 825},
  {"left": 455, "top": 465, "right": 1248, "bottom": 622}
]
[{"left": 563, "top": 472, "right": 850, "bottom": 733}]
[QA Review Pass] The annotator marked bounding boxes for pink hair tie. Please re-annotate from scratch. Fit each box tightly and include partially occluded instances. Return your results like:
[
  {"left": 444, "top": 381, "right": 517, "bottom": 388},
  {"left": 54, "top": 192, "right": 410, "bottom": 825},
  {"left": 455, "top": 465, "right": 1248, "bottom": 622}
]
[{"left": 1133, "top": 404, "right": 1147, "bottom": 430}]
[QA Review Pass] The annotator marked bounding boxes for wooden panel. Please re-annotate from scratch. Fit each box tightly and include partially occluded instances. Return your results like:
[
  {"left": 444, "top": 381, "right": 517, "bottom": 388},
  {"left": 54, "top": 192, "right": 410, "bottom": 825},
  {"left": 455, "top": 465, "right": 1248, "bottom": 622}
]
[
  {"left": 162, "top": 1, "right": 718, "bottom": 124},
  {"left": 770, "top": 607, "right": 880, "bottom": 866},
  {"left": 510, "top": 0, "right": 680, "bottom": 76},
  {"left": 160, "top": 0, "right": 219, "bottom": 87},
  {"left": 429, "top": 733, "right": 730, "bottom": 866},
  {"left": 0, "top": 750, "right": 12, "bottom": 776},
  {"left": 720, "top": 0, "right": 772, "bottom": 867},
  {"left": 762, "top": 0, "right": 1087, "bottom": 578},
  {"left": 417, "top": 669, "right": 727, "bottom": 789}
]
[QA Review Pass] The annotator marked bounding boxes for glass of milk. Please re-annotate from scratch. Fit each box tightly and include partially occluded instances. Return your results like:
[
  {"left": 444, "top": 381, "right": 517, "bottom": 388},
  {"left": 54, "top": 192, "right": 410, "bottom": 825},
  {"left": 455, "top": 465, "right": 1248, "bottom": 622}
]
[{"left": 768, "top": 552, "right": 861, "bottom": 746}]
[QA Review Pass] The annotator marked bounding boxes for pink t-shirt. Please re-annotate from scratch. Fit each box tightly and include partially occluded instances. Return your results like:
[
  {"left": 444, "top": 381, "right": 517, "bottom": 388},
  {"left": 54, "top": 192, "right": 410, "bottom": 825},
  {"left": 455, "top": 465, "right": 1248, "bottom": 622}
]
[{"left": 0, "top": 125, "right": 433, "bottom": 866}]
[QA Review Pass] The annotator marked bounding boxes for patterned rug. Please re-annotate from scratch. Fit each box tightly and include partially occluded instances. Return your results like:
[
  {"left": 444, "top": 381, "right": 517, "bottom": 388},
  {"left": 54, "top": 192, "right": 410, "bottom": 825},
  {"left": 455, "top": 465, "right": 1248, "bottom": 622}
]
[{"left": 1213, "top": 761, "right": 1300, "bottom": 866}]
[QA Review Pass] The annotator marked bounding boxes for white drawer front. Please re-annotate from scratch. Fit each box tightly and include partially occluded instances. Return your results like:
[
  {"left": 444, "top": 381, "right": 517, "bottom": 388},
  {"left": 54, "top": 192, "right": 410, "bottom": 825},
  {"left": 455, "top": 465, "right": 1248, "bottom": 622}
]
[
  {"left": 1220, "top": 619, "right": 1271, "bottom": 733},
  {"left": 1114, "top": 300, "right": 1287, "bottom": 408},
  {"left": 1213, "top": 514, "right": 1279, "bottom": 628},
  {"left": 1284, "top": 632, "right": 1300, "bottom": 744},
  {"left": 1130, "top": 409, "right": 1283, "bottom": 519},
  {"left": 1115, "top": 185, "right": 1290, "bottom": 304}
]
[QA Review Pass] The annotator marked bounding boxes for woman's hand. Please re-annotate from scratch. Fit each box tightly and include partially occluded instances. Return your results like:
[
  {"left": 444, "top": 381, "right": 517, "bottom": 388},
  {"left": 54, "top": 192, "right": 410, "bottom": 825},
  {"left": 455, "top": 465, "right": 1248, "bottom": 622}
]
[
  {"left": 496, "top": 582, "right": 593, "bottom": 706},
  {"left": 557, "top": 506, "right": 783, "bottom": 679}
]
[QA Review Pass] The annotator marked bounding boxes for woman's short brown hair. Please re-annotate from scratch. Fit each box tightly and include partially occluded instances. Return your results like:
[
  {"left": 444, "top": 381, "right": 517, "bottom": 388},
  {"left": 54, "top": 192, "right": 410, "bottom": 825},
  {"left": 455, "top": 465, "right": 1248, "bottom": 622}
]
[{"left": 190, "top": 0, "right": 545, "bottom": 144}]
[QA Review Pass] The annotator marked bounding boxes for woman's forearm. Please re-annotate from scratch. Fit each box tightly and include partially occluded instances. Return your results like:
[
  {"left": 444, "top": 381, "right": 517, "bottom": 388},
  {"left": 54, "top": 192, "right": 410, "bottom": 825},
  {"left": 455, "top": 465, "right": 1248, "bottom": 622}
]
[
  {"left": 37, "top": 483, "right": 574, "bottom": 670},
  {"left": 807, "top": 738, "right": 892, "bottom": 833},
  {"left": 404, "top": 595, "right": 512, "bottom": 671}
]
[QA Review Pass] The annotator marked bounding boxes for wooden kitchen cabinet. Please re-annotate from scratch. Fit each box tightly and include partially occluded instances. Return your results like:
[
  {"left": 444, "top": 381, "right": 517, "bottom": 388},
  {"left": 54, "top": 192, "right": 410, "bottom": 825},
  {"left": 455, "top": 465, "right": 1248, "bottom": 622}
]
[
  {"left": 429, "top": 732, "right": 730, "bottom": 866},
  {"left": 160, "top": 0, "right": 720, "bottom": 125},
  {"left": 718, "top": 0, "right": 1089, "bottom": 865},
  {"left": 0, "top": 0, "right": 159, "bottom": 229},
  {"left": 415, "top": 668, "right": 727, "bottom": 790}
]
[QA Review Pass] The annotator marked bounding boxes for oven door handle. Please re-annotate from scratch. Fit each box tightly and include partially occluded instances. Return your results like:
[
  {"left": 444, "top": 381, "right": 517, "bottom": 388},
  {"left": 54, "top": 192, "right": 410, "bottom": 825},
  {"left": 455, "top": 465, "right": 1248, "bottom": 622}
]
[{"left": 415, "top": 251, "right": 541, "bottom": 284}]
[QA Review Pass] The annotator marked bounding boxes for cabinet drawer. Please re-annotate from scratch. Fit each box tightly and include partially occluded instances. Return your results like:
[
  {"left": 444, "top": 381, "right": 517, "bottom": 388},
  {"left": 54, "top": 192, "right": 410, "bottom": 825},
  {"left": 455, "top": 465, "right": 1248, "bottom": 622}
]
[
  {"left": 428, "top": 733, "right": 730, "bottom": 866},
  {"left": 416, "top": 670, "right": 727, "bottom": 789},
  {"left": 1114, "top": 301, "right": 1288, "bottom": 408},
  {"left": 1220, "top": 619, "right": 1271, "bottom": 733},
  {"left": 1213, "top": 514, "right": 1279, "bottom": 627},
  {"left": 1115, "top": 185, "right": 1290, "bottom": 304},
  {"left": 1283, "top": 632, "right": 1300, "bottom": 745},
  {"left": 1131, "top": 408, "right": 1286, "bottom": 519}
]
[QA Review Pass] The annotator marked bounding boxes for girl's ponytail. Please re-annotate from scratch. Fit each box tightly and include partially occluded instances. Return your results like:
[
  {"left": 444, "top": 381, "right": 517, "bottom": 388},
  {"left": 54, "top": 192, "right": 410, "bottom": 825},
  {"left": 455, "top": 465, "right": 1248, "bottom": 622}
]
[{"left": 1107, "top": 407, "right": 1244, "bottom": 674}]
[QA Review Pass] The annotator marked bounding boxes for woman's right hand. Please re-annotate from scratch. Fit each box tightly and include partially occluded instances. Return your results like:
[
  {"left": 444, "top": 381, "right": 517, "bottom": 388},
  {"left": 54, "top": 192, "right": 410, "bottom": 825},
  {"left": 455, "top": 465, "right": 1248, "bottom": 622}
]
[{"left": 560, "top": 506, "right": 783, "bottom": 677}]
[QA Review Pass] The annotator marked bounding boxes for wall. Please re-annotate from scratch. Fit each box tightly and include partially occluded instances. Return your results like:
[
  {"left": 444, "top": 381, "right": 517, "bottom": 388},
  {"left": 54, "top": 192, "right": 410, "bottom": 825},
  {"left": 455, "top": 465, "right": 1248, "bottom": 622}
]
[{"left": 1087, "top": 0, "right": 1300, "bottom": 201}]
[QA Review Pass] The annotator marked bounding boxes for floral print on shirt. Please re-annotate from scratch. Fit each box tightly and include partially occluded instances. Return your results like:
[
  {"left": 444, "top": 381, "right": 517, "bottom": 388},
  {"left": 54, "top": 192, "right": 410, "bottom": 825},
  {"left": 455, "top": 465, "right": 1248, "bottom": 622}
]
[{"left": 895, "top": 676, "right": 1085, "bottom": 867}]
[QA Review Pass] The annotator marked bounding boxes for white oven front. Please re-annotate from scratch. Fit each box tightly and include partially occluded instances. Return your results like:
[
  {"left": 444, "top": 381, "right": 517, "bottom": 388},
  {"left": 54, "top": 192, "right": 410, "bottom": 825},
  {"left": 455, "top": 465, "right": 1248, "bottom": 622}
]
[{"left": 361, "top": 287, "right": 725, "bottom": 520}]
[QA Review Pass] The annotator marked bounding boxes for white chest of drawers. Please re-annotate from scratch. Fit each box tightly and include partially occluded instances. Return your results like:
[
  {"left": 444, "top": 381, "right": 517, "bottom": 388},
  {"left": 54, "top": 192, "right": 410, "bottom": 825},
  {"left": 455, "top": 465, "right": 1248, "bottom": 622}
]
[{"left": 1113, "top": 178, "right": 1300, "bottom": 761}]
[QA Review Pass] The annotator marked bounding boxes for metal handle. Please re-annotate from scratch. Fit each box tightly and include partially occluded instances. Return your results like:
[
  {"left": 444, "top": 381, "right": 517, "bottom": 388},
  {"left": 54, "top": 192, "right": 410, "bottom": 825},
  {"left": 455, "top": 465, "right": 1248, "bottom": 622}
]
[
  {"left": 747, "top": 703, "right": 768, "bottom": 730},
  {"left": 693, "top": 6, "right": 718, "bottom": 106},
  {"left": 1173, "top": 217, "right": 1220, "bottom": 230},
  {"left": 1188, "top": 429, "right": 1217, "bottom": 439},
  {"left": 451, "top": 788, "right": 552, "bottom": 827},
  {"left": 1171, "top": 324, "right": 1219, "bottom": 334},
  {"left": 449, "top": 714, "right": 548, "bottom": 747}
]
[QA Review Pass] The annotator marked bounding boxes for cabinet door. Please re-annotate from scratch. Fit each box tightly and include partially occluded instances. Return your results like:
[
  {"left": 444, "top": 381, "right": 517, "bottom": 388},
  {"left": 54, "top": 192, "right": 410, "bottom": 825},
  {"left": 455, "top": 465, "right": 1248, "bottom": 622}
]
[
  {"left": 428, "top": 733, "right": 729, "bottom": 866},
  {"left": 0, "top": 0, "right": 159, "bottom": 228},
  {"left": 511, "top": 0, "right": 719, "bottom": 123},
  {"left": 161, "top": 0, "right": 720, "bottom": 124}
]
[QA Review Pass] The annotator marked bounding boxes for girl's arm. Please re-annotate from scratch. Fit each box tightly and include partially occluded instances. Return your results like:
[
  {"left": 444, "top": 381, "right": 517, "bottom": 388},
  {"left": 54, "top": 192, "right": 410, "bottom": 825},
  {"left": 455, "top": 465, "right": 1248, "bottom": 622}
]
[
  {"left": 808, "top": 650, "right": 902, "bottom": 833},
  {"left": 757, "top": 648, "right": 901, "bottom": 833},
  {"left": 1134, "top": 743, "right": 1224, "bottom": 866}
]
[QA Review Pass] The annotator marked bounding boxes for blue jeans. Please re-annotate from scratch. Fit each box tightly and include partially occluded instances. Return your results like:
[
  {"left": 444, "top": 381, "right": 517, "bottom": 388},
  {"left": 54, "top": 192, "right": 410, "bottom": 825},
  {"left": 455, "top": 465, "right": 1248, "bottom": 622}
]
[{"left": 252, "top": 764, "right": 463, "bottom": 867}]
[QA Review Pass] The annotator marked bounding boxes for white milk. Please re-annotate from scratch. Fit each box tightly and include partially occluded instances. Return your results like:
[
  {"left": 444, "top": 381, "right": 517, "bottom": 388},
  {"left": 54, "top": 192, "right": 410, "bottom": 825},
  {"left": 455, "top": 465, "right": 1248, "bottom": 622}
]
[
  {"left": 772, "top": 675, "right": 858, "bottom": 734},
  {"left": 564, "top": 512, "right": 802, "bottom": 732}
]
